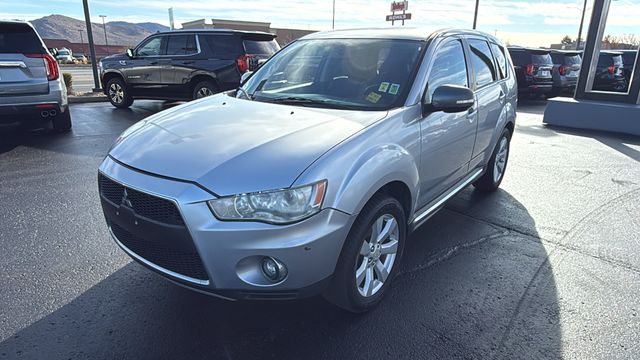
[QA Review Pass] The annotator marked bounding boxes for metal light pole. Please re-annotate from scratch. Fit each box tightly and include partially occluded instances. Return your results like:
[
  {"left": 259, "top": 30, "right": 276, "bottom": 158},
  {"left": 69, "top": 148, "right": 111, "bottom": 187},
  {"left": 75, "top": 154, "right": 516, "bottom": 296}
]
[
  {"left": 78, "top": 30, "right": 83, "bottom": 45},
  {"left": 332, "top": 0, "right": 336, "bottom": 29},
  {"left": 576, "top": 0, "right": 587, "bottom": 50},
  {"left": 82, "top": 0, "right": 101, "bottom": 91},
  {"left": 473, "top": 0, "right": 480, "bottom": 29},
  {"left": 99, "top": 15, "right": 109, "bottom": 55}
]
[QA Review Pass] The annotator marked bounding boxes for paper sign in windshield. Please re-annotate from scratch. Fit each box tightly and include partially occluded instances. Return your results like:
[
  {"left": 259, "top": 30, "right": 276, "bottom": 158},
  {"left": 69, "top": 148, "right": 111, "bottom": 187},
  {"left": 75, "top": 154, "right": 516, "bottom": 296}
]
[
  {"left": 389, "top": 83, "right": 400, "bottom": 95},
  {"left": 366, "top": 92, "right": 382, "bottom": 103},
  {"left": 378, "top": 82, "right": 390, "bottom": 92}
]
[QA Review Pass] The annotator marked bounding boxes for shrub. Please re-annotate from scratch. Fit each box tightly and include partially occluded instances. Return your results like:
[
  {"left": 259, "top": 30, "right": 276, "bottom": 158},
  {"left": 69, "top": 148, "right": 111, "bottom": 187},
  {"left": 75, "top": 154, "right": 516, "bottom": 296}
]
[{"left": 62, "top": 72, "right": 73, "bottom": 94}]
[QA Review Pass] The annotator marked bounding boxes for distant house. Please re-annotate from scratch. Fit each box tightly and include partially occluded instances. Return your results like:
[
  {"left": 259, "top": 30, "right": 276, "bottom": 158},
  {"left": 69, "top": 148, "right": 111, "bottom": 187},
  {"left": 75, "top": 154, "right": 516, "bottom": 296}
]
[
  {"left": 181, "top": 19, "right": 316, "bottom": 46},
  {"left": 42, "top": 38, "right": 129, "bottom": 59}
]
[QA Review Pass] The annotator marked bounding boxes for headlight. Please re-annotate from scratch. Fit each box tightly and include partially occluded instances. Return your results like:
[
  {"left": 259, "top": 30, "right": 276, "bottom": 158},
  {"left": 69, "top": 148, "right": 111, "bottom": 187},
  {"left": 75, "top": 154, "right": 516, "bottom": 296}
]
[{"left": 208, "top": 180, "right": 327, "bottom": 224}]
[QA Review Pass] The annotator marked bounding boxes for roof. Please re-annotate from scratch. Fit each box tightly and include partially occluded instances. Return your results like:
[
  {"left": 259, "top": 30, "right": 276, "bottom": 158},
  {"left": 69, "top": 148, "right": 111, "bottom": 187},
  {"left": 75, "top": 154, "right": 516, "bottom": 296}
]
[
  {"left": 507, "top": 46, "right": 551, "bottom": 53},
  {"left": 152, "top": 28, "right": 275, "bottom": 37},
  {"left": 301, "top": 27, "right": 499, "bottom": 43}
]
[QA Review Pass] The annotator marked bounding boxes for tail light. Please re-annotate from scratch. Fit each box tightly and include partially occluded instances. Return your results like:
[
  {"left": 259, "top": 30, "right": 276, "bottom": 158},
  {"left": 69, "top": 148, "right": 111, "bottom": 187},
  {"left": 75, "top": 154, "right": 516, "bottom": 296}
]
[
  {"left": 25, "top": 53, "right": 59, "bottom": 81},
  {"left": 608, "top": 65, "right": 615, "bottom": 74},
  {"left": 559, "top": 65, "right": 566, "bottom": 76},
  {"left": 526, "top": 64, "right": 535, "bottom": 76},
  {"left": 237, "top": 54, "right": 256, "bottom": 73}
]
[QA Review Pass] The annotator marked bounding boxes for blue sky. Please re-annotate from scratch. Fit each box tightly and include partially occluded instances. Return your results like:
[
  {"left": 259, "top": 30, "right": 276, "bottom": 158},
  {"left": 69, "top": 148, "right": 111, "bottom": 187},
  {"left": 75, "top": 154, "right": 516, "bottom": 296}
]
[{"left": 1, "top": 0, "right": 638, "bottom": 47}]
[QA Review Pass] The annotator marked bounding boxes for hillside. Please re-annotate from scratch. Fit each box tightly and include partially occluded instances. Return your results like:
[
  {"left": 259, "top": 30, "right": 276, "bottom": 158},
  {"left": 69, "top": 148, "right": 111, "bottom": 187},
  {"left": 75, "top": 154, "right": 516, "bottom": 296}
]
[{"left": 30, "top": 14, "right": 168, "bottom": 47}]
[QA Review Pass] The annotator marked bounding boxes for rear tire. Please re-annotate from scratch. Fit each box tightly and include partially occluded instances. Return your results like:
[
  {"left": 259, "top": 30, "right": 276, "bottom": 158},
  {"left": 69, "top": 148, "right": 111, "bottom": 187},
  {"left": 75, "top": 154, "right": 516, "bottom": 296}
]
[
  {"left": 52, "top": 108, "right": 72, "bottom": 132},
  {"left": 324, "top": 194, "right": 406, "bottom": 313},
  {"left": 473, "top": 127, "right": 511, "bottom": 192},
  {"left": 192, "top": 80, "right": 219, "bottom": 100},
  {"left": 106, "top": 77, "right": 134, "bottom": 109}
]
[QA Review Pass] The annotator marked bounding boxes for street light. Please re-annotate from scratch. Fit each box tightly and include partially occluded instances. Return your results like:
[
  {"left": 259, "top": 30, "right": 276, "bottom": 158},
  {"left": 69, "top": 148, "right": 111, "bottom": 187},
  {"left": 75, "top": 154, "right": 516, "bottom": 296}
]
[
  {"left": 82, "top": 0, "right": 101, "bottom": 91},
  {"left": 99, "top": 15, "right": 109, "bottom": 55}
]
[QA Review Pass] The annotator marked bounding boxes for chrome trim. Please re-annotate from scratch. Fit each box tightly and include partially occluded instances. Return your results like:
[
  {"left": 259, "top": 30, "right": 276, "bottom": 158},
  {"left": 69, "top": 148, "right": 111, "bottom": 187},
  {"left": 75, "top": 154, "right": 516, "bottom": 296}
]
[
  {"left": 109, "top": 226, "right": 211, "bottom": 286},
  {"left": 411, "top": 169, "right": 483, "bottom": 227},
  {"left": 0, "top": 61, "right": 27, "bottom": 68}
]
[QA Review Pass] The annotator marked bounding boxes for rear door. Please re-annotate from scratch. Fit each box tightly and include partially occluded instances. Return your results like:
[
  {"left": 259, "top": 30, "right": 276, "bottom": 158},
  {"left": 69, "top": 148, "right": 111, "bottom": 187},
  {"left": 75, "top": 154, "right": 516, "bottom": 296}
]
[
  {"left": 467, "top": 38, "right": 502, "bottom": 161},
  {"left": 0, "top": 22, "right": 49, "bottom": 97},
  {"left": 165, "top": 34, "right": 199, "bottom": 89}
]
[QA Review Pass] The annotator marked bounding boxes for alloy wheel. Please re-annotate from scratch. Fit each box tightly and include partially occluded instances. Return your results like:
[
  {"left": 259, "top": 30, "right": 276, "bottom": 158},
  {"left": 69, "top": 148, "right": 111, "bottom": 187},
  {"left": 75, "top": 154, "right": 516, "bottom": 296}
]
[
  {"left": 355, "top": 214, "right": 399, "bottom": 297},
  {"left": 493, "top": 136, "right": 509, "bottom": 183},
  {"left": 109, "top": 83, "right": 124, "bottom": 104},
  {"left": 196, "top": 87, "right": 214, "bottom": 98}
]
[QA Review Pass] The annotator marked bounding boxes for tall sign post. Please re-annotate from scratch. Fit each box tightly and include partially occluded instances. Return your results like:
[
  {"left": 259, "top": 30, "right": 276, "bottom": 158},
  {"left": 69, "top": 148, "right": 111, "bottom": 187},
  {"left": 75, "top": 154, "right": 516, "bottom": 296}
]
[
  {"left": 82, "top": 0, "right": 101, "bottom": 92},
  {"left": 386, "top": 1, "right": 411, "bottom": 26}
]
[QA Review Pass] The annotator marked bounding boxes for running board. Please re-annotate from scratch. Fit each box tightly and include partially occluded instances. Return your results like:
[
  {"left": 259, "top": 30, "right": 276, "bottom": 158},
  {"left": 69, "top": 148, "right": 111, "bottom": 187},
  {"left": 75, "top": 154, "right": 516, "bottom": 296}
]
[{"left": 410, "top": 169, "right": 483, "bottom": 231}]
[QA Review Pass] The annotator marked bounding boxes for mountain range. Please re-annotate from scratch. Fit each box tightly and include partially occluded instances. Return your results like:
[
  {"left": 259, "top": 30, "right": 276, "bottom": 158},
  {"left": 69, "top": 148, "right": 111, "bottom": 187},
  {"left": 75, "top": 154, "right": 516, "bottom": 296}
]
[{"left": 30, "top": 15, "right": 169, "bottom": 46}]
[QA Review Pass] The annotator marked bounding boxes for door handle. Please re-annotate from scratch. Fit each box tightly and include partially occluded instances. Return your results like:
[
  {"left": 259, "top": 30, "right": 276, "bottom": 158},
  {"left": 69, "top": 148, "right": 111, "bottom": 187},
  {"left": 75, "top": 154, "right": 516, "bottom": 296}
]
[
  {"left": 149, "top": 61, "right": 158, "bottom": 65},
  {"left": 499, "top": 91, "right": 506, "bottom": 101},
  {"left": 181, "top": 61, "right": 195, "bottom": 65}
]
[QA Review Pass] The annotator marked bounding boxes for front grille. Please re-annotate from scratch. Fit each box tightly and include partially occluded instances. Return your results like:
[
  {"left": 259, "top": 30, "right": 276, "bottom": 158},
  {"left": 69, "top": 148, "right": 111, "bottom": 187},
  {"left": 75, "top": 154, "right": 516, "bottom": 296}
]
[
  {"left": 110, "top": 222, "right": 208, "bottom": 281},
  {"left": 98, "top": 173, "right": 184, "bottom": 225}
]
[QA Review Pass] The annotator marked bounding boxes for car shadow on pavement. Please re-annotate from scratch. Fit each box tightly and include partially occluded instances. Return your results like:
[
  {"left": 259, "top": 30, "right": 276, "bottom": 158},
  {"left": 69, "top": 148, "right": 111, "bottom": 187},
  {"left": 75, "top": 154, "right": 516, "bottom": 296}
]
[
  {"left": 0, "top": 190, "right": 562, "bottom": 360},
  {"left": 545, "top": 125, "right": 640, "bottom": 163}
]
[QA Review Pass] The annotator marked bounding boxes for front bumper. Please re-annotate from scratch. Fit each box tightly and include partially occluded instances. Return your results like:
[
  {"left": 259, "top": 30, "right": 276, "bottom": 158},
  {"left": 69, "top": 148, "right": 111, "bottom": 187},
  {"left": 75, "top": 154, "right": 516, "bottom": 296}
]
[{"left": 98, "top": 156, "right": 355, "bottom": 300}]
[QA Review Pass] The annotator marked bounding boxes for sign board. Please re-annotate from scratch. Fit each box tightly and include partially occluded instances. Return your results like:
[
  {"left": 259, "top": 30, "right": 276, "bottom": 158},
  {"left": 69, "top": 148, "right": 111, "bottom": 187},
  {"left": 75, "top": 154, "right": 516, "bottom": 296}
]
[
  {"left": 386, "top": 13, "right": 412, "bottom": 21},
  {"left": 390, "top": 1, "right": 408, "bottom": 12}
]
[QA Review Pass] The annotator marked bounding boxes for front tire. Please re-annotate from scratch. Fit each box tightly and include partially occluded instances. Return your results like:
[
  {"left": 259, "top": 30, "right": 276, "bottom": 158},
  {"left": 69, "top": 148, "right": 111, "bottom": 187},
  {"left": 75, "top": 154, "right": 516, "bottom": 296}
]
[
  {"left": 474, "top": 127, "right": 511, "bottom": 192},
  {"left": 324, "top": 194, "right": 406, "bottom": 313},
  {"left": 106, "top": 77, "right": 134, "bottom": 109}
]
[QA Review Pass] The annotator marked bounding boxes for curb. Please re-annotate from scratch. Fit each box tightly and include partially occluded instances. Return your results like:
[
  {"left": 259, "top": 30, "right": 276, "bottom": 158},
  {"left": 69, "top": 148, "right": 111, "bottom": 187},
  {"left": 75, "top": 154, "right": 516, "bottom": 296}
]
[{"left": 68, "top": 95, "right": 108, "bottom": 104}]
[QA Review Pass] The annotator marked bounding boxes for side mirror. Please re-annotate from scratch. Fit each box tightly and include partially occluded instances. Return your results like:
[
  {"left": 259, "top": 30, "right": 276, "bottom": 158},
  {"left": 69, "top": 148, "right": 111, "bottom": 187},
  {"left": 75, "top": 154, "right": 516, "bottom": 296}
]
[
  {"left": 126, "top": 49, "right": 134, "bottom": 58},
  {"left": 427, "top": 85, "right": 475, "bottom": 113},
  {"left": 240, "top": 71, "right": 253, "bottom": 85}
]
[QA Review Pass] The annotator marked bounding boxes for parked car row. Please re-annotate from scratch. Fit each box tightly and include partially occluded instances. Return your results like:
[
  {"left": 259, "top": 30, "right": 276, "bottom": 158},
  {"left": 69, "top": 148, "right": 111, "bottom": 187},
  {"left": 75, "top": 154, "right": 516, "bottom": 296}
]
[{"left": 508, "top": 46, "right": 637, "bottom": 99}]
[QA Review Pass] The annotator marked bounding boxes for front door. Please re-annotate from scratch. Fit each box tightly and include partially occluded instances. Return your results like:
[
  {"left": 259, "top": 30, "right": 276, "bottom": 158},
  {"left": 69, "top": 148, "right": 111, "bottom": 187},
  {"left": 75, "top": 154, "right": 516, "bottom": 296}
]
[
  {"left": 418, "top": 38, "right": 477, "bottom": 207},
  {"left": 122, "top": 35, "right": 165, "bottom": 95}
]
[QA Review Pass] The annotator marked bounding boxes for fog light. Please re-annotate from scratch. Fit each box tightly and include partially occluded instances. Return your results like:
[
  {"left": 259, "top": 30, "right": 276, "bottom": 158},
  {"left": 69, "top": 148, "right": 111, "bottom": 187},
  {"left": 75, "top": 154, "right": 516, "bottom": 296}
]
[{"left": 261, "top": 257, "right": 287, "bottom": 282}]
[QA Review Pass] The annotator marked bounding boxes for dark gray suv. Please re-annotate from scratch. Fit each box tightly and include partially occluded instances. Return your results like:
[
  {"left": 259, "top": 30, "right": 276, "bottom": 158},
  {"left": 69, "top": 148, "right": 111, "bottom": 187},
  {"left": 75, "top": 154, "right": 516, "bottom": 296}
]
[
  {"left": 99, "top": 29, "right": 279, "bottom": 108},
  {"left": 99, "top": 28, "right": 517, "bottom": 312}
]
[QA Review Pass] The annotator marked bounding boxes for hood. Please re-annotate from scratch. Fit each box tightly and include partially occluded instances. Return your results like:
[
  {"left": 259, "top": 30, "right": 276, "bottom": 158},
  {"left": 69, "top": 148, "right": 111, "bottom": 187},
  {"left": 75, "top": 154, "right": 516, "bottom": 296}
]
[
  {"left": 109, "top": 96, "right": 387, "bottom": 196},
  {"left": 102, "top": 53, "right": 127, "bottom": 62}
]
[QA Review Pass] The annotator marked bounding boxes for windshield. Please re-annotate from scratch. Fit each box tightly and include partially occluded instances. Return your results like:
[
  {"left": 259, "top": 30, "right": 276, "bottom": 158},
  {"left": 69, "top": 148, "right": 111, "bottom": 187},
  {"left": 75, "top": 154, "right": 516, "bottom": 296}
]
[
  {"left": 58, "top": 50, "right": 70, "bottom": 55},
  {"left": 240, "top": 38, "right": 425, "bottom": 110}
]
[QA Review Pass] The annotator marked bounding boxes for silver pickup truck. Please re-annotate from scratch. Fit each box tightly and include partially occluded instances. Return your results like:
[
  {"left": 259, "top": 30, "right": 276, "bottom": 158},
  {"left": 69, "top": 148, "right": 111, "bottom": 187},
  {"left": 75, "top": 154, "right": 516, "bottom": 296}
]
[{"left": 98, "top": 27, "right": 517, "bottom": 312}]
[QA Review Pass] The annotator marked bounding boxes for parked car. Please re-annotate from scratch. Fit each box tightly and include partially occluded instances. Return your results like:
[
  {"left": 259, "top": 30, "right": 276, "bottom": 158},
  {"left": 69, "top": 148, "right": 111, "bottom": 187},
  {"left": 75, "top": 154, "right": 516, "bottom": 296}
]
[
  {"left": 549, "top": 50, "right": 581, "bottom": 97},
  {"left": 593, "top": 51, "right": 627, "bottom": 92},
  {"left": 55, "top": 48, "right": 74, "bottom": 64},
  {"left": 98, "top": 28, "right": 517, "bottom": 312},
  {"left": 0, "top": 21, "right": 71, "bottom": 131},
  {"left": 508, "top": 47, "right": 554, "bottom": 99},
  {"left": 620, "top": 49, "right": 637, "bottom": 92},
  {"left": 98, "top": 29, "right": 280, "bottom": 108}
]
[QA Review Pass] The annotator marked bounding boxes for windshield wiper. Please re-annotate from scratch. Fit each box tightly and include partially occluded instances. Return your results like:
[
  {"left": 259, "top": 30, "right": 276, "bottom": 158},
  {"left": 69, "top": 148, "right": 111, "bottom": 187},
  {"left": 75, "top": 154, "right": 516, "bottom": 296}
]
[
  {"left": 265, "top": 96, "right": 337, "bottom": 107},
  {"left": 236, "top": 87, "right": 253, "bottom": 100}
]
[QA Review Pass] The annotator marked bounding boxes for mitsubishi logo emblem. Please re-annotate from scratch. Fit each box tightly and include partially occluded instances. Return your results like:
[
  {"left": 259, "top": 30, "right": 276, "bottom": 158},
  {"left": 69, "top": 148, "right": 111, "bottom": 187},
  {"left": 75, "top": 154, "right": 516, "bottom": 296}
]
[{"left": 121, "top": 188, "right": 133, "bottom": 208}]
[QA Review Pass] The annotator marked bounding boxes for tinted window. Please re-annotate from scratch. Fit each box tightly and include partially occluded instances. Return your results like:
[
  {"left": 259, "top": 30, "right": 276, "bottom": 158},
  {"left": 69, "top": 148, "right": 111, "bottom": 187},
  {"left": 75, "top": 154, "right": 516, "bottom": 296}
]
[
  {"left": 508, "top": 49, "right": 527, "bottom": 65},
  {"left": 427, "top": 40, "right": 468, "bottom": 99},
  {"left": 490, "top": 43, "right": 507, "bottom": 79},
  {"left": 166, "top": 35, "right": 197, "bottom": 55},
  {"left": 203, "top": 35, "right": 242, "bottom": 57},
  {"left": 137, "top": 37, "right": 163, "bottom": 56},
  {"left": 0, "top": 23, "right": 44, "bottom": 54},
  {"left": 531, "top": 53, "right": 552, "bottom": 64},
  {"left": 564, "top": 54, "right": 581, "bottom": 65},
  {"left": 243, "top": 40, "right": 279, "bottom": 55},
  {"left": 469, "top": 39, "right": 496, "bottom": 87},
  {"left": 612, "top": 55, "right": 623, "bottom": 66}
]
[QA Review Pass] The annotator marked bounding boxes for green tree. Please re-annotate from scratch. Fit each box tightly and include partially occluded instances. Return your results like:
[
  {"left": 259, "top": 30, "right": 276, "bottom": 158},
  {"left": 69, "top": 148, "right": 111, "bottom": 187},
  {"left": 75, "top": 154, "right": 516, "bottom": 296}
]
[{"left": 561, "top": 35, "right": 573, "bottom": 46}]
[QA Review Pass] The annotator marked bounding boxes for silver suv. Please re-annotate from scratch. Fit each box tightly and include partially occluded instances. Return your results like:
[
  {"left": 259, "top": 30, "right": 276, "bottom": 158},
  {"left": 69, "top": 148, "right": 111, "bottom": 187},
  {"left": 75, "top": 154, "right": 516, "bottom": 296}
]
[
  {"left": 0, "top": 21, "right": 70, "bottom": 131},
  {"left": 98, "top": 28, "right": 517, "bottom": 312}
]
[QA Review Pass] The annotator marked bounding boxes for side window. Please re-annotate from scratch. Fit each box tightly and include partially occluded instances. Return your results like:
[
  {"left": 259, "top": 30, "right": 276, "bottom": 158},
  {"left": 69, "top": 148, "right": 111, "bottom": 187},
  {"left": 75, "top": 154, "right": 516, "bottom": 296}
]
[
  {"left": 166, "top": 35, "right": 198, "bottom": 56},
  {"left": 204, "top": 35, "right": 242, "bottom": 58},
  {"left": 427, "top": 40, "right": 468, "bottom": 100},
  {"left": 468, "top": 39, "right": 497, "bottom": 87},
  {"left": 136, "top": 37, "right": 164, "bottom": 57},
  {"left": 490, "top": 43, "right": 508, "bottom": 79}
]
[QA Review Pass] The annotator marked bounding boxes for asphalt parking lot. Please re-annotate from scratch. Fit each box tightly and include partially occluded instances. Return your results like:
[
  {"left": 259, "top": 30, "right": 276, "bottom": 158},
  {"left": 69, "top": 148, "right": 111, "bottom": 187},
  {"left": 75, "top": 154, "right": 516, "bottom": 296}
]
[{"left": 1, "top": 99, "right": 639, "bottom": 359}]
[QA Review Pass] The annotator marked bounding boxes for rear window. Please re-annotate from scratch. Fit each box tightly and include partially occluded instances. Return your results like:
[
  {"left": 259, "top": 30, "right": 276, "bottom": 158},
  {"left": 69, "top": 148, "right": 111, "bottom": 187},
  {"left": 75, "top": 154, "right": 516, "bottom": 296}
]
[
  {"left": 0, "top": 23, "right": 44, "bottom": 54},
  {"left": 243, "top": 39, "right": 279, "bottom": 55},
  {"left": 564, "top": 54, "right": 581, "bottom": 65},
  {"left": 598, "top": 53, "right": 623, "bottom": 66},
  {"left": 531, "top": 52, "right": 552, "bottom": 65}
]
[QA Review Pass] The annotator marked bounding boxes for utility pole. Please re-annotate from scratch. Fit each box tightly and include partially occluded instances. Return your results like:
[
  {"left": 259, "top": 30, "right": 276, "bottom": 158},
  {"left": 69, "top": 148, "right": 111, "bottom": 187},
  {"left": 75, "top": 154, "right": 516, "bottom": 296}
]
[
  {"left": 332, "top": 0, "right": 336, "bottom": 29},
  {"left": 576, "top": 0, "right": 587, "bottom": 50},
  {"left": 82, "top": 0, "right": 101, "bottom": 91},
  {"left": 99, "top": 15, "right": 109, "bottom": 55},
  {"left": 473, "top": 0, "right": 479, "bottom": 29},
  {"left": 168, "top": 7, "right": 175, "bottom": 30}
]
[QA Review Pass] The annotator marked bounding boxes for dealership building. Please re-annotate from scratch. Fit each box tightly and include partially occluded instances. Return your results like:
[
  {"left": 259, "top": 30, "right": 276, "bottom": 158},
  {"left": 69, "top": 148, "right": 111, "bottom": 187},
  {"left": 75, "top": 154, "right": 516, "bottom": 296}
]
[{"left": 181, "top": 18, "right": 316, "bottom": 46}]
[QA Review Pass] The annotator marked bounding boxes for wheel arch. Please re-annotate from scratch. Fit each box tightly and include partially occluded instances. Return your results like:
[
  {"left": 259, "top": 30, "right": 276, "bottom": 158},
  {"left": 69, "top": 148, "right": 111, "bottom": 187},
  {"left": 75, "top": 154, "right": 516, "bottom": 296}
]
[{"left": 101, "top": 71, "right": 125, "bottom": 94}]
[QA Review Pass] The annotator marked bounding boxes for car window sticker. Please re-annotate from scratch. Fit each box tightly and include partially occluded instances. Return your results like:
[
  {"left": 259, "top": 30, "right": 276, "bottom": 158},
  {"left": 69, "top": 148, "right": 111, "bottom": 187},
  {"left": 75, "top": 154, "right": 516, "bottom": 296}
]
[
  {"left": 388, "top": 83, "right": 400, "bottom": 95},
  {"left": 378, "top": 82, "right": 390, "bottom": 93},
  {"left": 366, "top": 92, "right": 382, "bottom": 103}
]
